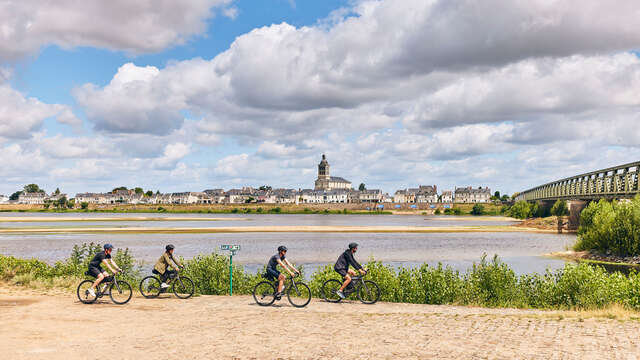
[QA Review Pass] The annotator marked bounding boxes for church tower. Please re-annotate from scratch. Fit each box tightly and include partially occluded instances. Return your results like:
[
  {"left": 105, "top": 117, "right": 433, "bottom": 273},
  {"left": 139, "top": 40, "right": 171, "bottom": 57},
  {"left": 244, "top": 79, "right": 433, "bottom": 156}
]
[{"left": 318, "top": 154, "right": 330, "bottom": 180}]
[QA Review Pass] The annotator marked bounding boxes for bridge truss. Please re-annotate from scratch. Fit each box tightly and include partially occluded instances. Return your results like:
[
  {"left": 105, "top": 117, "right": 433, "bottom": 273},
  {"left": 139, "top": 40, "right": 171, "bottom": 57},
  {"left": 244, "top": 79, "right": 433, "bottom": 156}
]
[{"left": 516, "top": 161, "right": 640, "bottom": 202}]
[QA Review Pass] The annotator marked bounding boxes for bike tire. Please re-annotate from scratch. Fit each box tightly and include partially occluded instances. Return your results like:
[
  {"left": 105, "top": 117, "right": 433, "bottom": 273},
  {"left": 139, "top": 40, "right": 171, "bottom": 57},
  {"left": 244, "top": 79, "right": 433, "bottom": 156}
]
[
  {"left": 109, "top": 280, "right": 133, "bottom": 304},
  {"left": 252, "top": 281, "right": 276, "bottom": 306},
  {"left": 77, "top": 280, "right": 98, "bottom": 304},
  {"left": 357, "top": 280, "right": 380, "bottom": 304},
  {"left": 139, "top": 276, "right": 162, "bottom": 299},
  {"left": 321, "top": 279, "right": 343, "bottom": 303},
  {"left": 173, "top": 276, "right": 195, "bottom": 299},
  {"left": 287, "top": 282, "right": 311, "bottom": 308}
]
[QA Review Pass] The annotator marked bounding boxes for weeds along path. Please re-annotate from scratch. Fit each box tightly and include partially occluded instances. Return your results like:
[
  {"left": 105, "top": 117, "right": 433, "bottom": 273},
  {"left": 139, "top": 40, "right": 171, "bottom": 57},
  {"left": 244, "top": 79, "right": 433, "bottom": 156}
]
[{"left": 1, "top": 286, "right": 639, "bottom": 359}]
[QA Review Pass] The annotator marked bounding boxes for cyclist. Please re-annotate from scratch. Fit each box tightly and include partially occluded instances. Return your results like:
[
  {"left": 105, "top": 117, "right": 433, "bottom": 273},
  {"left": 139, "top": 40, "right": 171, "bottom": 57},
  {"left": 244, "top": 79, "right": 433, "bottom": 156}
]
[
  {"left": 153, "top": 244, "right": 184, "bottom": 289},
  {"left": 334, "top": 242, "right": 366, "bottom": 299},
  {"left": 87, "top": 243, "right": 122, "bottom": 297},
  {"left": 266, "top": 245, "right": 300, "bottom": 299}
]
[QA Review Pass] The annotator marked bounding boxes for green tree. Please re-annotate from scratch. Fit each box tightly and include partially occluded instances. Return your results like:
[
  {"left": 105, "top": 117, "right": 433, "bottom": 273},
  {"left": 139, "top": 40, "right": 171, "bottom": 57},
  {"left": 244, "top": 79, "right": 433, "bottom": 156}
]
[
  {"left": 80, "top": 202, "right": 89, "bottom": 210},
  {"left": 145, "top": 190, "right": 153, "bottom": 197},
  {"left": 258, "top": 185, "right": 272, "bottom": 191},
  {"left": 112, "top": 186, "right": 128, "bottom": 192},
  {"left": 9, "top": 191, "right": 22, "bottom": 201},
  {"left": 550, "top": 200, "right": 569, "bottom": 217},
  {"left": 500, "top": 195, "right": 510, "bottom": 202},
  {"left": 471, "top": 203, "right": 485, "bottom": 216},
  {"left": 23, "top": 184, "right": 44, "bottom": 193},
  {"left": 134, "top": 187, "right": 144, "bottom": 195},
  {"left": 54, "top": 187, "right": 61, "bottom": 195},
  {"left": 359, "top": 183, "right": 366, "bottom": 191},
  {"left": 508, "top": 201, "right": 532, "bottom": 219},
  {"left": 494, "top": 191, "right": 501, "bottom": 199}
]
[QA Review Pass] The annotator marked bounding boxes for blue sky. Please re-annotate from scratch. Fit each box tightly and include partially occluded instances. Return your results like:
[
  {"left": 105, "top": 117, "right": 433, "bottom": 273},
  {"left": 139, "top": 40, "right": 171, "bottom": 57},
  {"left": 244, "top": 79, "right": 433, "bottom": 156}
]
[{"left": 1, "top": 0, "right": 640, "bottom": 197}]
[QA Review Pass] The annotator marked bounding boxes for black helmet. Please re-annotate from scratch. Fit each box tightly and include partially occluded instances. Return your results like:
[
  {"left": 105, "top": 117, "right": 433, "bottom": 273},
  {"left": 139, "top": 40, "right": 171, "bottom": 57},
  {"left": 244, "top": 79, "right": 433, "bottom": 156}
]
[
  {"left": 348, "top": 242, "right": 358, "bottom": 250},
  {"left": 104, "top": 243, "right": 113, "bottom": 250},
  {"left": 277, "top": 245, "right": 288, "bottom": 252},
  {"left": 166, "top": 244, "right": 175, "bottom": 251}
]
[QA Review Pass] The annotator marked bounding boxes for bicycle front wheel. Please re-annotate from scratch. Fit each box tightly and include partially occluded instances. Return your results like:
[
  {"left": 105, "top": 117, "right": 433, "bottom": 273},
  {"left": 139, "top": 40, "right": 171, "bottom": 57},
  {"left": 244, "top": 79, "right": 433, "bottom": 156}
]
[
  {"left": 357, "top": 280, "right": 380, "bottom": 304},
  {"left": 109, "top": 280, "right": 133, "bottom": 304},
  {"left": 173, "top": 276, "right": 195, "bottom": 299},
  {"left": 287, "top": 282, "right": 311, "bottom": 308},
  {"left": 321, "top": 279, "right": 343, "bottom": 303},
  {"left": 253, "top": 281, "right": 276, "bottom": 306},
  {"left": 77, "top": 280, "right": 97, "bottom": 304},
  {"left": 139, "top": 276, "right": 162, "bottom": 298}
]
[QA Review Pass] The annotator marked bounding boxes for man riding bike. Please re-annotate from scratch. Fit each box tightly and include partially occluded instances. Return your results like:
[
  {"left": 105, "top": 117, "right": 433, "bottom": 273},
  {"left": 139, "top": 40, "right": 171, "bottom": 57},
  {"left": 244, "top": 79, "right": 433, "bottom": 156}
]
[
  {"left": 266, "top": 245, "right": 300, "bottom": 299},
  {"left": 87, "top": 243, "right": 122, "bottom": 297},
  {"left": 334, "top": 242, "right": 366, "bottom": 299},
  {"left": 153, "top": 244, "right": 184, "bottom": 289}
]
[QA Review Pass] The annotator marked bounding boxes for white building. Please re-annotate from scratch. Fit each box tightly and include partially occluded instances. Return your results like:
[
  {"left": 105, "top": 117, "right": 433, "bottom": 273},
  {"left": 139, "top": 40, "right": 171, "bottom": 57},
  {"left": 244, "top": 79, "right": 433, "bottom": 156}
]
[
  {"left": 18, "top": 192, "right": 47, "bottom": 204},
  {"left": 441, "top": 190, "right": 453, "bottom": 203},
  {"left": 455, "top": 187, "right": 491, "bottom": 203},
  {"left": 0, "top": 195, "right": 9, "bottom": 204},
  {"left": 359, "top": 189, "right": 383, "bottom": 203}
]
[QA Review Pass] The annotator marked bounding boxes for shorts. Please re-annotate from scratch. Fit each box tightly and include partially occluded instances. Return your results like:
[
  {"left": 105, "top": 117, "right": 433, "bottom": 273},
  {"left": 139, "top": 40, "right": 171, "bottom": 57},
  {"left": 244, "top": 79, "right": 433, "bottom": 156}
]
[
  {"left": 88, "top": 266, "right": 104, "bottom": 278},
  {"left": 266, "top": 268, "right": 280, "bottom": 280},
  {"left": 335, "top": 268, "right": 348, "bottom": 278}
]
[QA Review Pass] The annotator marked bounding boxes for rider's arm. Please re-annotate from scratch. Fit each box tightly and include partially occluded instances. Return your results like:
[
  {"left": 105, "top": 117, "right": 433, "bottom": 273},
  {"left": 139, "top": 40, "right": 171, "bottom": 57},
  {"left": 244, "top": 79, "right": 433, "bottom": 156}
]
[
  {"left": 109, "top": 258, "right": 122, "bottom": 272},
  {"left": 276, "top": 258, "right": 295, "bottom": 276},
  {"left": 167, "top": 254, "right": 181, "bottom": 270},
  {"left": 102, "top": 258, "right": 117, "bottom": 273},
  {"left": 347, "top": 252, "right": 364, "bottom": 272},
  {"left": 283, "top": 258, "right": 300, "bottom": 274}
]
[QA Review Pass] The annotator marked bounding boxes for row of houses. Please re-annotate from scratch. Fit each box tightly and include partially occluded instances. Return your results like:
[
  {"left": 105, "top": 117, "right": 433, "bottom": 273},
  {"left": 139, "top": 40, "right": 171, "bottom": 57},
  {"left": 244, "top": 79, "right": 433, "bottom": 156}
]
[{"left": 0, "top": 192, "right": 69, "bottom": 205}]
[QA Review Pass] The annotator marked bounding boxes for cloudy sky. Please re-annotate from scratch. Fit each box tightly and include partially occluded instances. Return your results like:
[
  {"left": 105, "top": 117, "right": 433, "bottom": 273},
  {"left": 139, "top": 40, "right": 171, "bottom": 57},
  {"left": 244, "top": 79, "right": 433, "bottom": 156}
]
[{"left": 1, "top": 0, "right": 640, "bottom": 197}]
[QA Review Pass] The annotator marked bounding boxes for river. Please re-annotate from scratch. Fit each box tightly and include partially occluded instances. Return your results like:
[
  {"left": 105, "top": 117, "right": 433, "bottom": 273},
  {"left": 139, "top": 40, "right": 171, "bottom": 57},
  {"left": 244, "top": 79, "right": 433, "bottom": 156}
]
[{"left": 0, "top": 213, "right": 575, "bottom": 275}]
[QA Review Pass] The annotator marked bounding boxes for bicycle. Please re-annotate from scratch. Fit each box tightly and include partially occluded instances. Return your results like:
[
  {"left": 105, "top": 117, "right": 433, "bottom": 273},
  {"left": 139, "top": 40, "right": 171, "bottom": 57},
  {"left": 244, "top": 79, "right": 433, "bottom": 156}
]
[
  {"left": 321, "top": 271, "right": 381, "bottom": 304},
  {"left": 253, "top": 273, "right": 311, "bottom": 308},
  {"left": 139, "top": 269, "right": 195, "bottom": 299},
  {"left": 77, "top": 271, "right": 133, "bottom": 305}
]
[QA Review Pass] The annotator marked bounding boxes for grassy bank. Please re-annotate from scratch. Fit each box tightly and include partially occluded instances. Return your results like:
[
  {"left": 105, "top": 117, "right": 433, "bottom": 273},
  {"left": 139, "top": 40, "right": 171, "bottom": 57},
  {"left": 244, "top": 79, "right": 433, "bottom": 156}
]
[{"left": 3, "top": 246, "right": 640, "bottom": 310}]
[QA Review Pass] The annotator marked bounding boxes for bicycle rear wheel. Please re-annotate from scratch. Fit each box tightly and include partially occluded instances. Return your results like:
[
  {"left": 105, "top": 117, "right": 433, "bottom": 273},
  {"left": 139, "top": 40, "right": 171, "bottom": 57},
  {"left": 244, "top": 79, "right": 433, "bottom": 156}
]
[
  {"left": 109, "top": 280, "right": 133, "bottom": 304},
  {"left": 358, "top": 280, "right": 380, "bottom": 304},
  {"left": 287, "top": 282, "right": 311, "bottom": 308},
  {"left": 77, "top": 280, "right": 97, "bottom": 304},
  {"left": 173, "top": 276, "right": 195, "bottom": 299},
  {"left": 253, "top": 281, "right": 276, "bottom": 306},
  {"left": 140, "top": 276, "right": 162, "bottom": 298},
  {"left": 321, "top": 279, "right": 343, "bottom": 303}
]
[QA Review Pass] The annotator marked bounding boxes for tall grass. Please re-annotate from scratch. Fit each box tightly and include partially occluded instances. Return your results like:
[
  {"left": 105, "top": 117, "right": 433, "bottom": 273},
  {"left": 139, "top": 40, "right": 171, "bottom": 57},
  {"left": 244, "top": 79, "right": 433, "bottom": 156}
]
[{"left": 3, "top": 246, "right": 640, "bottom": 310}]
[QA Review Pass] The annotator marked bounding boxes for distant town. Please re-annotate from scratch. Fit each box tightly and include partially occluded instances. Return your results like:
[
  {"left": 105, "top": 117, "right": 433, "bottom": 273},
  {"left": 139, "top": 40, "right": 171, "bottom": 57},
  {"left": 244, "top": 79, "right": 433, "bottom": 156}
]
[{"left": 0, "top": 155, "right": 503, "bottom": 206}]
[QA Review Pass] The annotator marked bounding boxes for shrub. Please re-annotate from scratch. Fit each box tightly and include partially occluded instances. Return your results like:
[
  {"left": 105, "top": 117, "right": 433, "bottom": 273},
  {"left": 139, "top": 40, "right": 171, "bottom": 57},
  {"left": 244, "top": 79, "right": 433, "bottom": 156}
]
[
  {"left": 453, "top": 208, "right": 463, "bottom": 215},
  {"left": 434, "top": 209, "right": 441, "bottom": 215},
  {"left": 471, "top": 204, "right": 484, "bottom": 216},
  {"left": 508, "top": 200, "right": 532, "bottom": 219},
  {"left": 550, "top": 199, "right": 569, "bottom": 217}
]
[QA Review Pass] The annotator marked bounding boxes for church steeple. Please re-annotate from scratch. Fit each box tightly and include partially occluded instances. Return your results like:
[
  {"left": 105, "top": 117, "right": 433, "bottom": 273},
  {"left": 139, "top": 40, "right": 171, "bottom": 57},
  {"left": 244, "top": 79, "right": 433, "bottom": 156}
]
[{"left": 318, "top": 154, "right": 330, "bottom": 180}]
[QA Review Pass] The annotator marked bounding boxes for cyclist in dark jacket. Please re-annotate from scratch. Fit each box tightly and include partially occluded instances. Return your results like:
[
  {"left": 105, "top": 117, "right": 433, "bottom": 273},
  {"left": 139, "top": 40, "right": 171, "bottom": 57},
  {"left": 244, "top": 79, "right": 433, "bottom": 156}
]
[{"left": 334, "top": 243, "right": 366, "bottom": 299}]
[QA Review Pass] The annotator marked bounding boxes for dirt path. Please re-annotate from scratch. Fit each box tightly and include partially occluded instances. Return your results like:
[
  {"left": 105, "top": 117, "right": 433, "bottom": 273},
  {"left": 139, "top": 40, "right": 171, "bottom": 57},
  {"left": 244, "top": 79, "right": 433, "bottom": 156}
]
[{"left": 1, "top": 287, "right": 639, "bottom": 359}]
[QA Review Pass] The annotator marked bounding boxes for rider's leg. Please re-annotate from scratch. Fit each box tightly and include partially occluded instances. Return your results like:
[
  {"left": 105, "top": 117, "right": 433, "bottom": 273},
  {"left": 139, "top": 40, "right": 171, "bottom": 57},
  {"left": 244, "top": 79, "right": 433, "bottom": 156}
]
[
  {"left": 277, "top": 273, "right": 285, "bottom": 293},
  {"left": 92, "top": 273, "right": 105, "bottom": 289},
  {"left": 339, "top": 274, "right": 352, "bottom": 292}
]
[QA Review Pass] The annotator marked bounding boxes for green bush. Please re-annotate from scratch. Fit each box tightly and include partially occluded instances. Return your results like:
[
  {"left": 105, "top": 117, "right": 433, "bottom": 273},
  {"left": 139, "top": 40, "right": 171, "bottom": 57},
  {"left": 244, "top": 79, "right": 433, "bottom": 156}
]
[
  {"left": 575, "top": 196, "right": 640, "bottom": 256},
  {"left": 453, "top": 208, "right": 463, "bottom": 215},
  {"left": 508, "top": 200, "right": 532, "bottom": 219},
  {"left": 471, "top": 204, "right": 484, "bottom": 216},
  {"left": 434, "top": 209, "right": 441, "bottom": 215},
  {"left": 550, "top": 199, "right": 569, "bottom": 217}
]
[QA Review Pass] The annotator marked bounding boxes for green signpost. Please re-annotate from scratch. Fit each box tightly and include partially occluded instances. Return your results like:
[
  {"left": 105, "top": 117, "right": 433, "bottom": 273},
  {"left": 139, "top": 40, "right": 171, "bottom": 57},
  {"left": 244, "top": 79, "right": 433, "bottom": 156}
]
[{"left": 220, "top": 245, "right": 241, "bottom": 295}]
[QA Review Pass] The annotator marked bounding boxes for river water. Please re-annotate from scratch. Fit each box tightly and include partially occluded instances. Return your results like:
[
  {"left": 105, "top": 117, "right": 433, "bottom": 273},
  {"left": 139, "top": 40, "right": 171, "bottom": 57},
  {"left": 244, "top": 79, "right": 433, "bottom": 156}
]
[{"left": 0, "top": 213, "right": 575, "bottom": 275}]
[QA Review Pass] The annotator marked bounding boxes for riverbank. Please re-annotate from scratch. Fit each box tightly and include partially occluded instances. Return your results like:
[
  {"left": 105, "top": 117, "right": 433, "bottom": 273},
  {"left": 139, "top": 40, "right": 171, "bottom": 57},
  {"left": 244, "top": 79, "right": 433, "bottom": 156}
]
[
  {"left": 0, "top": 216, "right": 246, "bottom": 222},
  {"left": 547, "top": 250, "right": 640, "bottom": 269},
  {"left": 514, "top": 216, "right": 574, "bottom": 232},
  {"left": 2, "top": 285, "right": 639, "bottom": 359},
  {"left": 0, "top": 224, "right": 550, "bottom": 234}
]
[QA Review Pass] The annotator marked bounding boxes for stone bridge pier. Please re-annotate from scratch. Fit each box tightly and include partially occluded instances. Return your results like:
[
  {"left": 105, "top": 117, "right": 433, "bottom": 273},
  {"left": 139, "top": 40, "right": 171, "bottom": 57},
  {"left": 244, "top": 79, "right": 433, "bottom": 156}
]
[{"left": 566, "top": 200, "right": 588, "bottom": 230}]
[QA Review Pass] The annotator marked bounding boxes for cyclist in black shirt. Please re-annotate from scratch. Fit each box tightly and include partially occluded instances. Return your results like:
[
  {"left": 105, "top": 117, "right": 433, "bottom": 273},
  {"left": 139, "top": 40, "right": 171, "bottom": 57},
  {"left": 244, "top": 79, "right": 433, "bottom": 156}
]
[
  {"left": 266, "top": 245, "right": 300, "bottom": 298},
  {"left": 87, "top": 244, "right": 122, "bottom": 297},
  {"left": 334, "top": 242, "right": 366, "bottom": 299}
]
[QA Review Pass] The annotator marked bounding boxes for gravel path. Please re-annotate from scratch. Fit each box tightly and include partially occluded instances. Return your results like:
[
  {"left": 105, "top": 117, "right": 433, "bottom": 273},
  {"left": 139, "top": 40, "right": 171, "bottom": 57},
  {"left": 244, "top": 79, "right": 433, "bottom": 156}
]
[{"left": 1, "top": 286, "right": 639, "bottom": 359}]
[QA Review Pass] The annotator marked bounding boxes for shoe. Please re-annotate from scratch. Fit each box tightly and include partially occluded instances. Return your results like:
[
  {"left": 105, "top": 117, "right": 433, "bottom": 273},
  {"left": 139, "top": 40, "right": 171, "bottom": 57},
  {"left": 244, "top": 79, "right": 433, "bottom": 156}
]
[
  {"left": 275, "top": 292, "right": 282, "bottom": 300},
  {"left": 336, "top": 290, "right": 345, "bottom": 299},
  {"left": 161, "top": 282, "right": 170, "bottom": 289},
  {"left": 87, "top": 287, "right": 96, "bottom": 297}
]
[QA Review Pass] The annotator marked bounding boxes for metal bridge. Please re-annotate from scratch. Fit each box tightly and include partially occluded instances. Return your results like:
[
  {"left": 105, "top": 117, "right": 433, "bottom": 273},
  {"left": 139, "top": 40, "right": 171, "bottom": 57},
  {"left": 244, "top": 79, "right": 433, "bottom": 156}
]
[{"left": 516, "top": 161, "right": 640, "bottom": 202}]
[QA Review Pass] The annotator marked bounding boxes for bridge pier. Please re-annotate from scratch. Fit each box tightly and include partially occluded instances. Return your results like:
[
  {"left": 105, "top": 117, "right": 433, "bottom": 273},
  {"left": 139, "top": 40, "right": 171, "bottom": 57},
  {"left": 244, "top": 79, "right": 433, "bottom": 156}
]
[{"left": 566, "top": 200, "right": 588, "bottom": 230}]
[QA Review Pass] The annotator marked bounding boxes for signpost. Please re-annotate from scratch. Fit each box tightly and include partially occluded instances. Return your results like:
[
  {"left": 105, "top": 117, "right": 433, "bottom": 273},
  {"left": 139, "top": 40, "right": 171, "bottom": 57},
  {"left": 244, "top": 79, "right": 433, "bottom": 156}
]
[{"left": 220, "top": 245, "right": 241, "bottom": 296}]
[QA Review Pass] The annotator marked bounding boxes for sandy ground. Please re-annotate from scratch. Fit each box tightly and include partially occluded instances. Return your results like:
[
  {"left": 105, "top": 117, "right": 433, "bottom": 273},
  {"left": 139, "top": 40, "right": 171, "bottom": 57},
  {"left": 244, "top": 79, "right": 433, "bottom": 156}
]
[
  {"left": 0, "top": 216, "right": 245, "bottom": 222},
  {"left": 2, "top": 286, "right": 639, "bottom": 359},
  {"left": 0, "top": 225, "right": 552, "bottom": 234}
]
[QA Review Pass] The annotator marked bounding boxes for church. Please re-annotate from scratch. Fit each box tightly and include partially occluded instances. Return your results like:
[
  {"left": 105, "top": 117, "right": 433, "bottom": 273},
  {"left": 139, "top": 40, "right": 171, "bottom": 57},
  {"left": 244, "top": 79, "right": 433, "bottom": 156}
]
[{"left": 314, "top": 154, "right": 352, "bottom": 191}]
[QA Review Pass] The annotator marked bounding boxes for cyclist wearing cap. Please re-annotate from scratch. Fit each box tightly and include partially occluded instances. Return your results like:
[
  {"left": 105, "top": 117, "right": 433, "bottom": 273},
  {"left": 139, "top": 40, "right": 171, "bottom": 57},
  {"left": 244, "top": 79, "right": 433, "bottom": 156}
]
[
  {"left": 334, "top": 242, "right": 366, "bottom": 299},
  {"left": 153, "top": 244, "right": 184, "bottom": 289},
  {"left": 87, "top": 244, "right": 122, "bottom": 297},
  {"left": 266, "top": 245, "right": 300, "bottom": 299}
]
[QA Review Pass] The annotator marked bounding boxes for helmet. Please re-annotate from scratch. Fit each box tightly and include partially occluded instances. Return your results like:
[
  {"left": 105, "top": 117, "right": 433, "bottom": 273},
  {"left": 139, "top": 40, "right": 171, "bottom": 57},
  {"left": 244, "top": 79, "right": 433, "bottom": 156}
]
[
  {"left": 277, "top": 245, "right": 288, "bottom": 252},
  {"left": 104, "top": 243, "right": 113, "bottom": 250},
  {"left": 348, "top": 242, "right": 358, "bottom": 250},
  {"left": 166, "top": 244, "right": 175, "bottom": 251}
]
